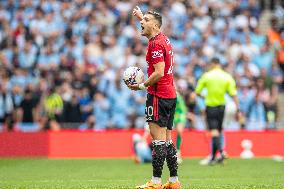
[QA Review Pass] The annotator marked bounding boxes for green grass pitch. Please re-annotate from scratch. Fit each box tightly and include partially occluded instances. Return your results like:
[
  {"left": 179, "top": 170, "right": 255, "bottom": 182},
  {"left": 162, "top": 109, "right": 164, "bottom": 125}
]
[{"left": 0, "top": 158, "right": 283, "bottom": 189}]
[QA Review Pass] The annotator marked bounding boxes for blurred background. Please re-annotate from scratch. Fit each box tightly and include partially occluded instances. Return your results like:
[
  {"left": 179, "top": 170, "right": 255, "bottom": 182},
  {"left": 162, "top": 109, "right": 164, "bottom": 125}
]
[{"left": 0, "top": 0, "right": 284, "bottom": 133}]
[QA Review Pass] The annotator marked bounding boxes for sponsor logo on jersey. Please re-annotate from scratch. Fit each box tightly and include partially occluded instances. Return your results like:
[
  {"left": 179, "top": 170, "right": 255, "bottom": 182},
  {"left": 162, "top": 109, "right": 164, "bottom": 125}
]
[{"left": 151, "top": 50, "right": 163, "bottom": 59}]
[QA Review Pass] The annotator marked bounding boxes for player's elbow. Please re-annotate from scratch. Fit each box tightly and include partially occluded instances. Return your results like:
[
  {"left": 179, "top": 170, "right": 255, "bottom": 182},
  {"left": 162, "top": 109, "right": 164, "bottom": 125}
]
[
  {"left": 157, "top": 73, "right": 164, "bottom": 79},
  {"left": 156, "top": 71, "right": 164, "bottom": 78}
]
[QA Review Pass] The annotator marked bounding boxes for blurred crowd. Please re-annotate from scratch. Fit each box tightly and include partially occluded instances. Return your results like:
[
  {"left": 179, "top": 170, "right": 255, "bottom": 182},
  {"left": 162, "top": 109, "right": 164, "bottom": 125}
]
[{"left": 0, "top": 0, "right": 284, "bottom": 132}]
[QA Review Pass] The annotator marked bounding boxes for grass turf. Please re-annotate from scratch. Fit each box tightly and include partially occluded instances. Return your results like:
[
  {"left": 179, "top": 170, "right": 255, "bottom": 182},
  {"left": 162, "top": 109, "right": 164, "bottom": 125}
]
[{"left": 0, "top": 158, "right": 283, "bottom": 189}]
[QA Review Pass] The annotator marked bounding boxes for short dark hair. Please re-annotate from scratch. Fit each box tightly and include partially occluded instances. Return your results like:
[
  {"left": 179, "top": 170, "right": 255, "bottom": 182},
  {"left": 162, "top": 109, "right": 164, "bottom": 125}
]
[
  {"left": 146, "top": 11, "right": 162, "bottom": 28},
  {"left": 211, "top": 57, "right": 220, "bottom": 64}
]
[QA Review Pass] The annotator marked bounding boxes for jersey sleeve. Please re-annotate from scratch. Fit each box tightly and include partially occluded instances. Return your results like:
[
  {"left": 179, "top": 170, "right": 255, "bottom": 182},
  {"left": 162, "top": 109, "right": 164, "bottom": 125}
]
[
  {"left": 195, "top": 74, "right": 206, "bottom": 95},
  {"left": 227, "top": 75, "right": 237, "bottom": 96},
  {"left": 150, "top": 44, "right": 165, "bottom": 64}
]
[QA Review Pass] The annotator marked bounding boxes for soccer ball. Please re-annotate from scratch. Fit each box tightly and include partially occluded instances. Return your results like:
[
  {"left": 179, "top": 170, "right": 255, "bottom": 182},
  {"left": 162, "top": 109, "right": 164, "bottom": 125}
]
[{"left": 123, "top": 66, "right": 144, "bottom": 85}]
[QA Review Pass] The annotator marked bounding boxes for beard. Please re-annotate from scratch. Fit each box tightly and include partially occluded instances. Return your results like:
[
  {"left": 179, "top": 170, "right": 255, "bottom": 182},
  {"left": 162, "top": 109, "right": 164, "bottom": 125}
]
[{"left": 141, "top": 28, "right": 149, "bottom": 37}]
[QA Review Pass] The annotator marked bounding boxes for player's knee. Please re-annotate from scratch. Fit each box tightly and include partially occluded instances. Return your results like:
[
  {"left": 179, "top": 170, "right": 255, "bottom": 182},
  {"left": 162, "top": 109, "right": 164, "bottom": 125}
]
[{"left": 149, "top": 122, "right": 167, "bottom": 140}]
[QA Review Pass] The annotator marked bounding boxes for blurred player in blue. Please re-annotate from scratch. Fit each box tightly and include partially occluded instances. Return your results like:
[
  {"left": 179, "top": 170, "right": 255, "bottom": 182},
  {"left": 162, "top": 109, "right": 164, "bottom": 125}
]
[{"left": 132, "top": 124, "right": 152, "bottom": 164}]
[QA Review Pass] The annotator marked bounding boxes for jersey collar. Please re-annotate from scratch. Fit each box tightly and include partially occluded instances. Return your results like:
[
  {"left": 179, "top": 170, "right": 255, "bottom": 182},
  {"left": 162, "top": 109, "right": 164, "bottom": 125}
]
[
  {"left": 149, "top": 32, "right": 162, "bottom": 41},
  {"left": 212, "top": 66, "right": 222, "bottom": 71}
]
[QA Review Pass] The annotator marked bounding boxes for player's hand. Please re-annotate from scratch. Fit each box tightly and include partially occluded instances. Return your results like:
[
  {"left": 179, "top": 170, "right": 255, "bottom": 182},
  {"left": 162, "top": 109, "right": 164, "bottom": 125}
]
[
  {"left": 127, "top": 84, "right": 140, "bottom": 91},
  {"left": 235, "top": 108, "right": 242, "bottom": 121},
  {"left": 132, "top": 6, "right": 143, "bottom": 21}
]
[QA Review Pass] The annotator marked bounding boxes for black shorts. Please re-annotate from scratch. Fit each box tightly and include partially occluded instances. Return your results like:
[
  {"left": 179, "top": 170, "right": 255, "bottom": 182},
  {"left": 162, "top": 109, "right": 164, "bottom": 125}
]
[
  {"left": 205, "top": 105, "right": 225, "bottom": 131},
  {"left": 145, "top": 94, "right": 177, "bottom": 130}
]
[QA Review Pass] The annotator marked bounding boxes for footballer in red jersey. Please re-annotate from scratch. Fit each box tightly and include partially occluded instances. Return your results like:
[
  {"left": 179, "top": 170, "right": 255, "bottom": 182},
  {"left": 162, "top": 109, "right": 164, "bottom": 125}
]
[
  {"left": 146, "top": 32, "right": 176, "bottom": 99},
  {"left": 128, "top": 6, "right": 180, "bottom": 189}
]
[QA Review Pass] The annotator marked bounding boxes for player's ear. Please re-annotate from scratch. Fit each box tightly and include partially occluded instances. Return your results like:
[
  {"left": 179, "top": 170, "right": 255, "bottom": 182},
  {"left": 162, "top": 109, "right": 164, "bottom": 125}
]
[{"left": 154, "top": 23, "right": 159, "bottom": 29}]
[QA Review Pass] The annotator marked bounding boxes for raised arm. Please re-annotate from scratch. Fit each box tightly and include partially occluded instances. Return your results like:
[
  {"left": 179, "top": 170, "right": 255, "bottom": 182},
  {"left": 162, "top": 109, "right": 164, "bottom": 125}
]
[{"left": 132, "top": 6, "right": 143, "bottom": 21}]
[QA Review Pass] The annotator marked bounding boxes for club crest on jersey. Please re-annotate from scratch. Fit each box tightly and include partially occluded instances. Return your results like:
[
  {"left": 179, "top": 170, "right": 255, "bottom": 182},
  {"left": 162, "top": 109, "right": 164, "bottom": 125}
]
[
  {"left": 152, "top": 50, "right": 163, "bottom": 59},
  {"left": 165, "top": 38, "right": 170, "bottom": 45}
]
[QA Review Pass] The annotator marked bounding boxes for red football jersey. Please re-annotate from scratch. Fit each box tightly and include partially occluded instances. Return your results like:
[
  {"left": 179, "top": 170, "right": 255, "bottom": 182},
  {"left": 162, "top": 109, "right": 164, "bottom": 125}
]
[{"left": 146, "top": 33, "right": 176, "bottom": 98}]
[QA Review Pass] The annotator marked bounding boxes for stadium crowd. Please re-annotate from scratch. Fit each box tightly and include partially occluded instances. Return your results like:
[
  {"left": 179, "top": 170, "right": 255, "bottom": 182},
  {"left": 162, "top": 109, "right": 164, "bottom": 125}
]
[{"left": 0, "top": 0, "right": 284, "bottom": 131}]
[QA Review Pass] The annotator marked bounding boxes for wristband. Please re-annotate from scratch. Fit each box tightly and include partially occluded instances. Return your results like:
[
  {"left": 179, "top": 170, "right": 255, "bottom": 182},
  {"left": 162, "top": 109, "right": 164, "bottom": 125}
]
[{"left": 138, "top": 83, "right": 147, "bottom": 90}]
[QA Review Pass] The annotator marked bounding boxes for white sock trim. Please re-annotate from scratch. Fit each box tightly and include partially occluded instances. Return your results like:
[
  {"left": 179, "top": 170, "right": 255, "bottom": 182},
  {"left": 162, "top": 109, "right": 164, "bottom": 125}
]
[
  {"left": 166, "top": 140, "right": 174, "bottom": 146},
  {"left": 151, "top": 176, "right": 162, "bottom": 184},
  {"left": 152, "top": 140, "right": 166, "bottom": 145},
  {"left": 169, "top": 176, "right": 178, "bottom": 183}
]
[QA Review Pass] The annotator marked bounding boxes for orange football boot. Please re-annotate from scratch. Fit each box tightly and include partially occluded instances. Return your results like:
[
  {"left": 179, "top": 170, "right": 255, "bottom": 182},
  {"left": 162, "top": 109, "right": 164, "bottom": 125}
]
[
  {"left": 162, "top": 181, "right": 181, "bottom": 189},
  {"left": 135, "top": 181, "right": 163, "bottom": 189}
]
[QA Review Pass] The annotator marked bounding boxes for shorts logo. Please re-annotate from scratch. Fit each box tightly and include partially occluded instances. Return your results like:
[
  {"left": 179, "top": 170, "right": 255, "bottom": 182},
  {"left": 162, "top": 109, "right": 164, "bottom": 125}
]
[
  {"left": 146, "top": 117, "right": 152, "bottom": 121},
  {"left": 152, "top": 50, "right": 163, "bottom": 59}
]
